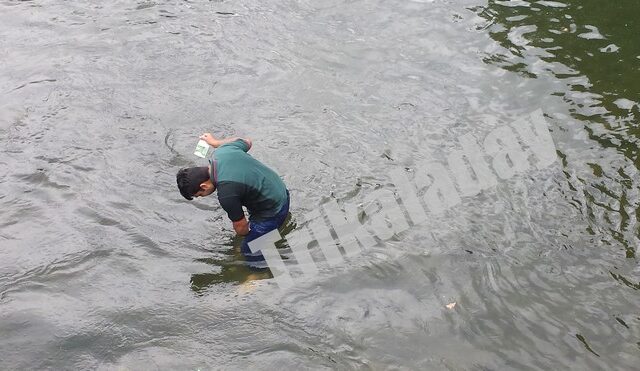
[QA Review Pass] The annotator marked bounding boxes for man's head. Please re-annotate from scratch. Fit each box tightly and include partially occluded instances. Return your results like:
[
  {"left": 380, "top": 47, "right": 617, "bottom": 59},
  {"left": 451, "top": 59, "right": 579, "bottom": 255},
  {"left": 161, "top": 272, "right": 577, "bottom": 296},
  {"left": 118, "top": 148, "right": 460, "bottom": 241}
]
[{"left": 176, "top": 166, "right": 215, "bottom": 200}]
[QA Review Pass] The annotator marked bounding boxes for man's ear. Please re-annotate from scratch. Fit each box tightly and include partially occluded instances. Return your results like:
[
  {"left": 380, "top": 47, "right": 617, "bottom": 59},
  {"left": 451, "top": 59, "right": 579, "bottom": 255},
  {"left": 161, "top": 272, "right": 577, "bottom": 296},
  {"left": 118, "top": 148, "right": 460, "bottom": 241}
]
[{"left": 200, "top": 181, "right": 212, "bottom": 191}]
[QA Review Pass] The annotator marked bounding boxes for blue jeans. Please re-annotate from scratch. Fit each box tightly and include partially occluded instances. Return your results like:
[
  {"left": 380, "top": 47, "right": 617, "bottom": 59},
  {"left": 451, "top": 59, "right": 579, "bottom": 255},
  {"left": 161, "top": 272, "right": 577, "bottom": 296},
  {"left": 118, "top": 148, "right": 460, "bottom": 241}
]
[{"left": 241, "top": 190, "right": 290, "bottom": 263}]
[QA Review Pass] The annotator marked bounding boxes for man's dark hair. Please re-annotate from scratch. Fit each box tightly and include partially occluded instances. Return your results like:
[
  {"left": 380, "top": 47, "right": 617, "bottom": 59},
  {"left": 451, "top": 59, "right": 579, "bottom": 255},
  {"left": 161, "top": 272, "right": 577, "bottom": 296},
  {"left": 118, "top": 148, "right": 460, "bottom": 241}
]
[{"left": 176, "top": 167, "right": 210, "bottom": 200}]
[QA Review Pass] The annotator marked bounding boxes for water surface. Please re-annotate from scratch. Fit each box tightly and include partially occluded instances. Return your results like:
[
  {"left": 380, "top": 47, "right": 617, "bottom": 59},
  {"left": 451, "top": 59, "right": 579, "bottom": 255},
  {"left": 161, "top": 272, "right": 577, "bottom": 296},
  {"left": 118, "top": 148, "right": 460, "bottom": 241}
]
[{"left": 1, "top": 0, "right": 638, "bottom": 369}]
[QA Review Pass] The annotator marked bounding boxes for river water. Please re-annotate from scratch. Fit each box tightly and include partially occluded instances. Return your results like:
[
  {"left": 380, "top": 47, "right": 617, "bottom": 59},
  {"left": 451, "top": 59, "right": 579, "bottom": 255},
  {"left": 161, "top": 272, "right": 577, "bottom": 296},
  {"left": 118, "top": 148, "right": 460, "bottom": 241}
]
[{"left": 1, "top": 0, "right": 638, "bottom": 369}]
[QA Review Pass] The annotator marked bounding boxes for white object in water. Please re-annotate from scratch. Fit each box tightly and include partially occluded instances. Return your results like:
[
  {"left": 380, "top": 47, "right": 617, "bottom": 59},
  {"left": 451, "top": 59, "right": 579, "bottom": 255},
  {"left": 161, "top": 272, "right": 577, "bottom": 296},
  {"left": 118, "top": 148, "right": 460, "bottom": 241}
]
[{"left": 194, "top": 139, "right": 212, "bottom": 158}]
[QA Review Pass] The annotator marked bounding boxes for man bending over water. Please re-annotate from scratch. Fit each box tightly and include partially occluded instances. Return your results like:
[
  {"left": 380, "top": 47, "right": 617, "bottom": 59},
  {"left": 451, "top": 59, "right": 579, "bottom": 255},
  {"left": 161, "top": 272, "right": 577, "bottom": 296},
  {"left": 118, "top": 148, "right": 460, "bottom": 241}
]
[{"left": 176, "top": 133, "right": 290, "bottom": 263}]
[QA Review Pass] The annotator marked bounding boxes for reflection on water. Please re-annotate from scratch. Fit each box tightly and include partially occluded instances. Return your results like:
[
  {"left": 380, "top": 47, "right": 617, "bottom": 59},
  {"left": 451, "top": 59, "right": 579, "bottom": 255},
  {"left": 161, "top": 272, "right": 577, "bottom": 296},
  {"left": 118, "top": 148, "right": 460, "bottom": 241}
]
[
  {"left": 190, "top": 214, "right": 296, "bottom": 291},
  {"left": 190, "top": 245, "right": 273, "bottom": 293},
  {"left": 471, "top": 0, "right": 640, "bottom": 365},
  {"left": 476, "top": 0, "right": 639, "bottom": 274},
  {"left": 191, "top": 256, "right": 273, "bottom": 293}
]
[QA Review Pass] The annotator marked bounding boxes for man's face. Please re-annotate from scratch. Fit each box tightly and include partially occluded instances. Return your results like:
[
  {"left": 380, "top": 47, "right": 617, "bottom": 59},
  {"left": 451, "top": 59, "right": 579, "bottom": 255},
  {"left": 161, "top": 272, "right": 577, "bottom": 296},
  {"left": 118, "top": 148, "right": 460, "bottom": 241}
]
[{"left": 193, "top": 180, "right": 215, "bottom": 198}]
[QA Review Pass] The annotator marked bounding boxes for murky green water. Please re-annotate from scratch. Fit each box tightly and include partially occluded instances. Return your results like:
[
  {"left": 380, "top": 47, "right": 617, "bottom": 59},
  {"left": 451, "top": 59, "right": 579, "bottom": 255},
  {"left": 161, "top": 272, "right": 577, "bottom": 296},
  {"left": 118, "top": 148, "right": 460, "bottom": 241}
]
[{"left": 1, "top": 0, "right": 638, "bottom": 369}]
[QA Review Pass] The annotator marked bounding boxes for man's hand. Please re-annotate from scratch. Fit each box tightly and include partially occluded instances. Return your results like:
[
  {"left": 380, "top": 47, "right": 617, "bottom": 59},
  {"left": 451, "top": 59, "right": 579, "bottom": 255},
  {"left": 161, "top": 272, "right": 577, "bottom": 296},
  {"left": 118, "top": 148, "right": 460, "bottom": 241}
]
[
  {"left": 200, "top": 133, "right": 252, "bottom": 151},
  {"left": 200, "top": 133, "right": 219, "bottom": 147},
  {"left": 232, "top": 217, "right": 250, "bottom": 236}
]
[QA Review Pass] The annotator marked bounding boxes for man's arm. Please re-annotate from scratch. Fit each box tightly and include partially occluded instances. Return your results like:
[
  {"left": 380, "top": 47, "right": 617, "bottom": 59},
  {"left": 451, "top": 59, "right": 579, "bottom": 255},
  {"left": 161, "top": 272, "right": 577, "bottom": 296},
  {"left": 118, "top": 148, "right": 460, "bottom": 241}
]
[
  {"left": 232, "top": 217, "right": 250, "bottom": 236},
  {"left": 218, "top": 187, "right": 250, "bottom": 236},
  {"left": 200, "top": 133, "right": 252, "bottom": 151}
]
